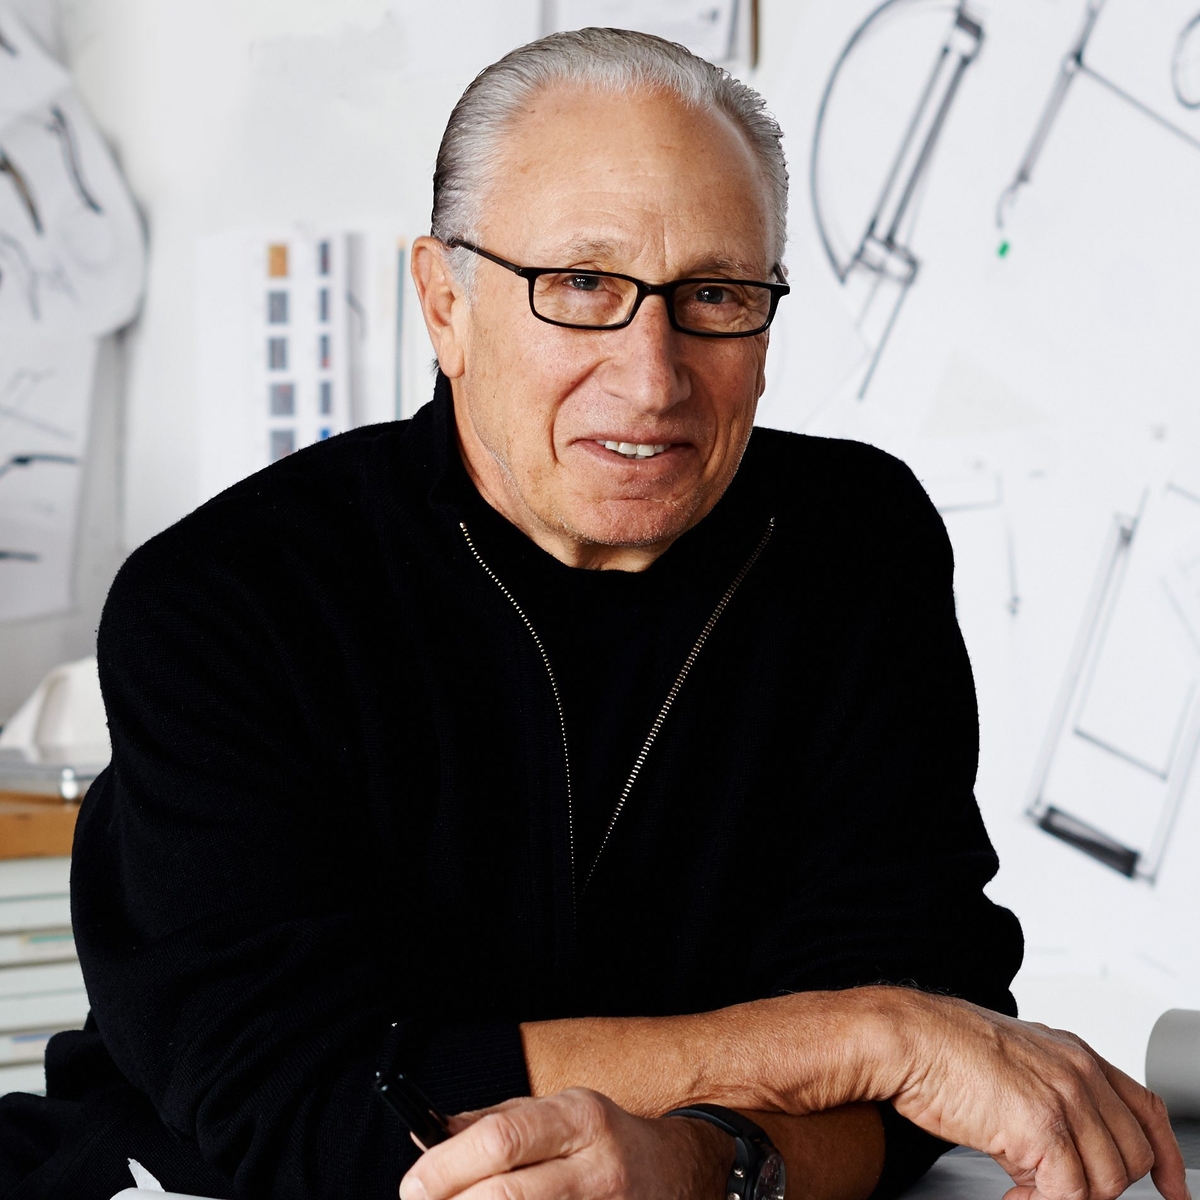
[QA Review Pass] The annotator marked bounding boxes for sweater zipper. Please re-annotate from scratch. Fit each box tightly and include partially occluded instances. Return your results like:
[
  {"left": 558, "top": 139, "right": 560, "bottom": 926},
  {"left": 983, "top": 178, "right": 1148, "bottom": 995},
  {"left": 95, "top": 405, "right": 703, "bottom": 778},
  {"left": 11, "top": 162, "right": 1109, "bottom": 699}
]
[{"left": 459, "top": 516, "right": 775, "bottom": 909}]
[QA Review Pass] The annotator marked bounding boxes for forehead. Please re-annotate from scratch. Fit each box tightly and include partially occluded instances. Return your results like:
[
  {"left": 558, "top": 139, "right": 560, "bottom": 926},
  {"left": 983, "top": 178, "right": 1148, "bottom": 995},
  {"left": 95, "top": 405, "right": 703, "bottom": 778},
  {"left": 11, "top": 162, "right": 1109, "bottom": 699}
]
[{"left": 479, "top": 84, "right": 775, "bottom": 275}]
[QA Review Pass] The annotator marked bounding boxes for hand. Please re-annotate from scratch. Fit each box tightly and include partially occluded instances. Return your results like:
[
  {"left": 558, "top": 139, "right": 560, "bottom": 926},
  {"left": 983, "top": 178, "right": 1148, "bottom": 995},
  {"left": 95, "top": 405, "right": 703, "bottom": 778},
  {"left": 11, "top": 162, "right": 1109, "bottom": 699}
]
[
  {"left": 878, "top": 991, "right": 1188, "bottom": 1200},
  {"left": 398, "top": 1088, "right": 733, "bottom": 1200}
]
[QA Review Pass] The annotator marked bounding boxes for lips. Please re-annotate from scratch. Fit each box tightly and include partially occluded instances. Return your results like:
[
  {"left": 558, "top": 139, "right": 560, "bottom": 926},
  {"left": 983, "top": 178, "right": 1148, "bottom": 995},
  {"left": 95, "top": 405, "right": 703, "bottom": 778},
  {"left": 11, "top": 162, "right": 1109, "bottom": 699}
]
[{"left": 596, "top": 439, "right": 671, "bottom": 459}]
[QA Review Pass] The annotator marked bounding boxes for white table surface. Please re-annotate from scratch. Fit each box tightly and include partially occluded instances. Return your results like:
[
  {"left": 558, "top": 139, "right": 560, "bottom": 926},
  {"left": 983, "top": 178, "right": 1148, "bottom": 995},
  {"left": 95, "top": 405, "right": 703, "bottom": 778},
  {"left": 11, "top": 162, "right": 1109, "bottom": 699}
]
[
  {"left": 906, "top": 1151, "right": 1200, "bottom": 1200},
  {"left": 106, "top": 1149, "right": 1200, "bottom": 1200}
]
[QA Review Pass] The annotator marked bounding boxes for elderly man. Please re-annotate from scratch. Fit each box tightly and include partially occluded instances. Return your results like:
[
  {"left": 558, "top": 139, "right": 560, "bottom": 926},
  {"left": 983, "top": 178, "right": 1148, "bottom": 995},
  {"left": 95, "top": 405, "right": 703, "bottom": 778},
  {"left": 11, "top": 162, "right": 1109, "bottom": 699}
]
[{"left": 0, "top": 26, "right": 1185, "bottom": 1200}]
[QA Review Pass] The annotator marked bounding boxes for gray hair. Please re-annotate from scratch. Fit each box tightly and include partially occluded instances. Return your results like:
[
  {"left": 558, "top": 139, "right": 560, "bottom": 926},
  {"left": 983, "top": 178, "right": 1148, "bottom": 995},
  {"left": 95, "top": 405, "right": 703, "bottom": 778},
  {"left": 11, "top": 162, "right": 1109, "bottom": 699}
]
[{"left": 431, "top": 27, "right": 788, "bottom": 289}]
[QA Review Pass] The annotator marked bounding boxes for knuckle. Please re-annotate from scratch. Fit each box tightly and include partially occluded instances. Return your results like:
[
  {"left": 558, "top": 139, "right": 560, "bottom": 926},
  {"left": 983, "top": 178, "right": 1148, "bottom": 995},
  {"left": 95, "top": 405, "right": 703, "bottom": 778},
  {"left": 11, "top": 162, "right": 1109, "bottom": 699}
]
[
  {"left": 1144, "top": 1090, "right": 1169, "bottom": 1121},
  {"left": 567, "top": 1088, "right": 613, "bottom": 1141},
  {"left": 1056, "top": 1076, "right": 1090, "bottom": 1111},
  {"left": 1096, "top": 1173, "right": 1132, "bottom": 1200},
  {"left": 1129, "top": 1141, "right": 1155, "bottom": 1180},
  {"left": 1034, "top": 1102, "right": 1073, "bottom": 1145},
  {"left": 1062, "top": 1042, "right": 1098, "bottom": 1076},
  {"left": 479, "top": 1113, "right": 526, "bottom": 1166}
]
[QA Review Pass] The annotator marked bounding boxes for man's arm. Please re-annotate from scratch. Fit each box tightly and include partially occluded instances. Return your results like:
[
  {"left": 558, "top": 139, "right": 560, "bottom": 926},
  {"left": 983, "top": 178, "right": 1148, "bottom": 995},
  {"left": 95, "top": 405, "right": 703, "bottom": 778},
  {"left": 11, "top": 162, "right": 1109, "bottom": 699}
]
[
  {"left": 517, "top": 987, "right": 1186, "bottom": 1200},
  {"left": 402, "top": 989, "right": 1184, "bottom": 1200},
  {"left": 521, "top": 1002, "right": 888, "bottom": 1200}
]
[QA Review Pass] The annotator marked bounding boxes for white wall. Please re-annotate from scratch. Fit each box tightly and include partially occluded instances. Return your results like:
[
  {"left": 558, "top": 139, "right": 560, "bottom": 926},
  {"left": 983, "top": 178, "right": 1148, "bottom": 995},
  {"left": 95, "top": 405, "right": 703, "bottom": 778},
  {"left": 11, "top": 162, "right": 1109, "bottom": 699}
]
[{"left": 9, "top": 0, "right": 1197, "bottom": 1080}]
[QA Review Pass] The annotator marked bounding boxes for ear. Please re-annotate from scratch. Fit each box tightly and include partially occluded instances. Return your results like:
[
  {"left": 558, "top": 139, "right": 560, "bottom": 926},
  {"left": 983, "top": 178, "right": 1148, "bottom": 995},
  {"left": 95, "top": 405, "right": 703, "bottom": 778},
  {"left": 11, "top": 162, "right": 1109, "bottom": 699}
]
[{"left": 411, "top": 236, "right": 469, "bottom": 379}]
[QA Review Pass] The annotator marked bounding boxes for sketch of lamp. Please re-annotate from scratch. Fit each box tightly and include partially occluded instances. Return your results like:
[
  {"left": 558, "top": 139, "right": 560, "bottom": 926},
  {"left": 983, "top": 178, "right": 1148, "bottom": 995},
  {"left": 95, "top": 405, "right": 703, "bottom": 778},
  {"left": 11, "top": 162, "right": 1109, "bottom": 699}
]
[
  {"left": 998, "top": 0, "right": 1200, "bottom": 228},
  {"left": 811, "top": 1, "right": 984, "bottom": 398},
  {"left": 1026, "top": 484, "right": 1200, "bottom": 882}
]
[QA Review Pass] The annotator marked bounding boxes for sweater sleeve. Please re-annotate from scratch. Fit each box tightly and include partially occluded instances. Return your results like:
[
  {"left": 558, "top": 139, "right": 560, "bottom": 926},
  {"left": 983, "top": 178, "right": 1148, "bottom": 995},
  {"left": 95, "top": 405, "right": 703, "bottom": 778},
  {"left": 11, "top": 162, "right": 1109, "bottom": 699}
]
[
  {"left": 71, "top": 528, "right": 530, "bottom": 1200},
  {"left": 758, "top": 453, "right": 1024, "bottom": 1195}
]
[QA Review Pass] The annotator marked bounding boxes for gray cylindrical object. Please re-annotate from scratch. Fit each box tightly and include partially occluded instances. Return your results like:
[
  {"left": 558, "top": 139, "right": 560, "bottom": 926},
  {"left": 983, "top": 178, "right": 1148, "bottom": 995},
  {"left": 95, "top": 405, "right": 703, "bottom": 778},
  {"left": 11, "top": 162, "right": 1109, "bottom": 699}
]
[{"left": 1146, "top": 1009, "right": 1200, "bottom": 1118}]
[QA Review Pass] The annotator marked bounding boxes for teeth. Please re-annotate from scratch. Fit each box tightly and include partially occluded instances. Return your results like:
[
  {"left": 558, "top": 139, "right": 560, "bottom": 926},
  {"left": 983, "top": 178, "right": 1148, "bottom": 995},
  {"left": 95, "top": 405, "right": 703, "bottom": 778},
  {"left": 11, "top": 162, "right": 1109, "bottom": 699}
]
[{"left": 600, "top": 440, "right": 670, "bottom": 459}]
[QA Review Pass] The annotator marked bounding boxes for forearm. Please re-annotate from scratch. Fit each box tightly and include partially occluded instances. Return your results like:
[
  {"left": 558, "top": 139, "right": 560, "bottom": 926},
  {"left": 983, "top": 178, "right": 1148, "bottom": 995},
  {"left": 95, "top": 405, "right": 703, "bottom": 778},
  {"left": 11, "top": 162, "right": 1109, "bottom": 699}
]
[
  {"left": 754, "top": 1104, "right": 885, "bottom": 1200},
  {"left": 521, "top": 993, "right": 891, "bottom": 1200},
  {"left": 673, "top": 1105, "right": 885, "bottom": 1200},
  {"left": 520, "top": 987, "right": 903, "bottom": 1117}
]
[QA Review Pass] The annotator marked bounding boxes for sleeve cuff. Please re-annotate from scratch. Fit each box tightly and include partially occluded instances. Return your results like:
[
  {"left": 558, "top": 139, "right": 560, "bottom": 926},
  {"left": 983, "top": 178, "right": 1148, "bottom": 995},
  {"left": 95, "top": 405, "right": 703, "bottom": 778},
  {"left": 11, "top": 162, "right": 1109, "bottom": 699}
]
[{"left": 378, "top": 1018, "right": 531, "bottom": 1116}]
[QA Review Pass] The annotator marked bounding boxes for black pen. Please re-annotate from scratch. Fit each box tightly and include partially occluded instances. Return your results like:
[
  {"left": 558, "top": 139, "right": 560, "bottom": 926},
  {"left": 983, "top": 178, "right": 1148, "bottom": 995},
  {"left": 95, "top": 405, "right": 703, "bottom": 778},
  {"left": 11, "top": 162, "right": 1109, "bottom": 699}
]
[{"left": 374, "top": 1069, "right": 453, "bottom": 1150}]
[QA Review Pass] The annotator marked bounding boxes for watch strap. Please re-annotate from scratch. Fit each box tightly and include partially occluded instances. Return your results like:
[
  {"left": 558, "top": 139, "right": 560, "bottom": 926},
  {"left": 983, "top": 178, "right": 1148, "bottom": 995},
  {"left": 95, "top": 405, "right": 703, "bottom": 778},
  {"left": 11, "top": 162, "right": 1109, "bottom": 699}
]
[{"left": 664, "top": 1103, "right": 773, "bottom": 1200}]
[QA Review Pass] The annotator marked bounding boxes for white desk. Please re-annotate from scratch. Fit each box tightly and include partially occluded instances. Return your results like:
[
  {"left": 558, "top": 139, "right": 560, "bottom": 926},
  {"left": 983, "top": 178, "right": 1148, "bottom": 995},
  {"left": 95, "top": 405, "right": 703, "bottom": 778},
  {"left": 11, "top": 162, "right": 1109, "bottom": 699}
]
[
  {"left": 907, "top": 1151, "right": 1200, "bottom": 1200},
  {"left": 106, "top": 1155, "right": 1200, "bottom": 1200}
]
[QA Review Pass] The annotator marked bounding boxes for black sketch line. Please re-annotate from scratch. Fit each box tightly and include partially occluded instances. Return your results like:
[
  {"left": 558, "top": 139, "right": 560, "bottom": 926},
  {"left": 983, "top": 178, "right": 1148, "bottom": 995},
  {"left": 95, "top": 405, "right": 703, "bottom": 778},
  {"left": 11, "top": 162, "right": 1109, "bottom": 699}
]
[
  {"left": 0, "top": 550, "right": 39, "bottom": 562},
  {"left": 0, "top": 404, "right": 70, "bottom": 439},
  {"left": 1026, "top": 493, "right": 1200, "bottom": 883},
  {"left": 0, "top": 19, "right": 15, "bottom": 56},
  {"left": 1168, "top": 481, "right": 1200, "bottom": 507},
  {"left": 0, "top": 364, "right": 72, "bottom": 441},
  {"left": 1174, "top": 12, "right": 1200, "bottom": 109},
  {"left": 0, "top": 452, "right": 79, "bottom": 482},
  {"left": 0, "top": 233, "right": 79, "bottom": 322},
  {"left": 998, "top": 0, "right": 1200, "bottom": 227},
  {"left": 1036, "top": 806, "right": 1140, "bottom": 877},
  {"left": 0, "top": 233, "right": 42, "bottom": 318},
  {"left": 0, "top": 148, "right": 42, "bottom": 234},
  {"left": 1006, "top": 518, "right": 1020, "bottom": 616},
  {"left": 46, "top": 107, "right": 103, "bottom": 215},
  {"left": 811, "top": 1, "right": 984, "bottom": 397}
]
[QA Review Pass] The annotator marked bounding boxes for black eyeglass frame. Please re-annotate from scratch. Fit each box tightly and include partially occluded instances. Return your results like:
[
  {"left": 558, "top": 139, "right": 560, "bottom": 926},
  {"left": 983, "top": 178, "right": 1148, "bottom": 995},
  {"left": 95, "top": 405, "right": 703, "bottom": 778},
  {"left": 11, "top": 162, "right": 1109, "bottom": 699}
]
[{"left": 445, "top": 238, "right": 790, "bottom": 339}]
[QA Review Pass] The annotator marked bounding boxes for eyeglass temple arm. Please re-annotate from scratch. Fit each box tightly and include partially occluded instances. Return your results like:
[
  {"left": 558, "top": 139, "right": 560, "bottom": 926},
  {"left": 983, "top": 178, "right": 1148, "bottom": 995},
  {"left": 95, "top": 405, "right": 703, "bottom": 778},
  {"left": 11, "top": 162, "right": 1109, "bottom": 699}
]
[{"left": 444, "top": 238, "right": 528, "bottom": 277}]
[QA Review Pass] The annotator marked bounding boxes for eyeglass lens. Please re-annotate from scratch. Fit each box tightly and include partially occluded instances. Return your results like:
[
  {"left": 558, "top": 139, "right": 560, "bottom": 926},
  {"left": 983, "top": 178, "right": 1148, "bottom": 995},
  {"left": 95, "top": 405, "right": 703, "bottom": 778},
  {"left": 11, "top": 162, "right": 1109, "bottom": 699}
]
[{"left": 531, "top": 272, "right": 774, "bottom": 335}]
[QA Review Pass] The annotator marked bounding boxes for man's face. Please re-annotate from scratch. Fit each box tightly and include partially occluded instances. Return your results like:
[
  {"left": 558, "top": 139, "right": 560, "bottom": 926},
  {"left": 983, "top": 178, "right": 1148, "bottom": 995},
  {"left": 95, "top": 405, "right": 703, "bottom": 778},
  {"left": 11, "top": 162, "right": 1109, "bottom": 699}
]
[{"left": 426, "top": 86, "right": 777, "bottom": 569}]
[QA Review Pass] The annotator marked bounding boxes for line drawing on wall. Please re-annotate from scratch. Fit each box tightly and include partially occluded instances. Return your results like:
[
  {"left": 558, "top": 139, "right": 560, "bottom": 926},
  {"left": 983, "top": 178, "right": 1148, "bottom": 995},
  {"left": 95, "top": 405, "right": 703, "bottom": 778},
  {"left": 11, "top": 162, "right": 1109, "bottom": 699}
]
[
  {"left": 810, "top": 0, "right": 984, "bottom": 397},
  {"left": 998, "top": 0, "right": 1200, "bottom": 228},
  {"left": 928, "top": 469, "right": 1020, "bottom": 616},
  {"left": 1026, "top": 485, "right": 1200, "bottom": 882}
]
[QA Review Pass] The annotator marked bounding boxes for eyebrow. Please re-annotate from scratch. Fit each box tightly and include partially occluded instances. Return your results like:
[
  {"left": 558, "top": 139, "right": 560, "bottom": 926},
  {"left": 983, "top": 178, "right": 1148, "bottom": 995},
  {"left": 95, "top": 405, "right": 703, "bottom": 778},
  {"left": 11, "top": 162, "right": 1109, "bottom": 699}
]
[{"left": 547, "top": 237, "right": 768, "bottom": 279}]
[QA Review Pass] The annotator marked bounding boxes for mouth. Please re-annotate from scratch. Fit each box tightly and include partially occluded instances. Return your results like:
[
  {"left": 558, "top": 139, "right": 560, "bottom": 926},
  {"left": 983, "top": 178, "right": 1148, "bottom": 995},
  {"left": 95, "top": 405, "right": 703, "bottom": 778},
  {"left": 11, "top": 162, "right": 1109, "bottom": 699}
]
[{"left": 595, "top": 439, "right": 672, "bottom": 460}]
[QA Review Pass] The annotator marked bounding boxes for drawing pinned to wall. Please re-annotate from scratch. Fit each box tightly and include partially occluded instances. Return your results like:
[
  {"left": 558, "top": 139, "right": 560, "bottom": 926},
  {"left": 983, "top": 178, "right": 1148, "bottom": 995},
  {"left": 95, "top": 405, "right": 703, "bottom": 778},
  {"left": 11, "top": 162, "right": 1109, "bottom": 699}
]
[
  {"left": 0, "top": 3, "right": 145, "bottom": 622},
  {"left": 810, "top": 0, "right": 984, "bottom": 398},
  {"left": 1027, "top": 483, "right": 1200, "bottom": 883},
  {"left": 196, "top": 227, "right": 407, "bottom": 505},
  {"left": 997, "top": 0, "right": 1200, "bottom": 234}
]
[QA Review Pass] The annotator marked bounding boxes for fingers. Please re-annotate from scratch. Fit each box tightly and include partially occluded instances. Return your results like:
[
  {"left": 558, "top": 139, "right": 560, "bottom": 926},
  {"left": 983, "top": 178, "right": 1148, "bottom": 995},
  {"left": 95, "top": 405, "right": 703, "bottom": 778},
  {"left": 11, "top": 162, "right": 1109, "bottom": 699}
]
[
  {"left": 1000, "top": 1038, "right": 1185, "bottom": 1200},
  {"left": 1059, "top": 1044, "right": 1150, "bottom": 1200},
  {"left": 1100, "top": 1065, "right": 1189, "bottom": 1200},
  {"left": 401, "top": 1090, "right": 608, "bottom": 1200},
  {"left": 416, "top": 1155, "right": 605, "bottom": 1200}
]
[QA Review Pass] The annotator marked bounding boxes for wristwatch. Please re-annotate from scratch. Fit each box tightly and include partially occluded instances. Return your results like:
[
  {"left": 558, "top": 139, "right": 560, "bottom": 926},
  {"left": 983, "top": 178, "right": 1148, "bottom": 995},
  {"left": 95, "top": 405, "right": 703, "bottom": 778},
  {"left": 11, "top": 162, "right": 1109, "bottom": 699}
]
[{"left": 665, "top": 1103, "right": 787, "bottom": 1200}]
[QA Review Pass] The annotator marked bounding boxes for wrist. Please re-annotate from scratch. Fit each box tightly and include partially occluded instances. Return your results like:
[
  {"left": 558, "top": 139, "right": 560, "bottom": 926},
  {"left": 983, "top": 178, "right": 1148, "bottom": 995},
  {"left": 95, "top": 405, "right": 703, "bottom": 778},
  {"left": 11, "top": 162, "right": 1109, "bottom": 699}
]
[
  {"left": 691, "top": 988, "right": 914, "bottom": 1113},
  {"left": 667, "top": 1115, "right": 736, "bottom": 1200}
]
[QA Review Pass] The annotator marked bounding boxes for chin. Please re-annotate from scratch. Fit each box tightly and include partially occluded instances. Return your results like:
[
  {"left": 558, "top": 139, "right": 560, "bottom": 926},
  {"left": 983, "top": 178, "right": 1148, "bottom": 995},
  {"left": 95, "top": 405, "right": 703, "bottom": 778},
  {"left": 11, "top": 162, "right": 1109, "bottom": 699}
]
[{"left": 558, "top": 497, "right": 700, "bottom": 550}]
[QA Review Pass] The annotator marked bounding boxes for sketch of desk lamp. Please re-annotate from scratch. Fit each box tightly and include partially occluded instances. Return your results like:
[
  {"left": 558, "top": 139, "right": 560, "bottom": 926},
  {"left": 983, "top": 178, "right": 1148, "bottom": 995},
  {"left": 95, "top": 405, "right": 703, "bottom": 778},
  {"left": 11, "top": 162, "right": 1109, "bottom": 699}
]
[
  {"left": 998, "top": 0, "right": 1200, "bottom": 230},
  {"left": 811, "top": 1, "right": 984, "bottom": 397},
  {"left": 1026, "top": 485, "right": 1200, "bottom": 882}
]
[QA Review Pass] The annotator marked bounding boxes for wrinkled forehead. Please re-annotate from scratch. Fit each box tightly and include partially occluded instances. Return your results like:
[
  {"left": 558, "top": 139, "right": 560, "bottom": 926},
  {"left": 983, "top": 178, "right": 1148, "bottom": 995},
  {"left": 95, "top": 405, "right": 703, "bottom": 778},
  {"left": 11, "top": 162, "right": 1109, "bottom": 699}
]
[{"left": 477, "top": 84, "right": 776, "bottom": 277}]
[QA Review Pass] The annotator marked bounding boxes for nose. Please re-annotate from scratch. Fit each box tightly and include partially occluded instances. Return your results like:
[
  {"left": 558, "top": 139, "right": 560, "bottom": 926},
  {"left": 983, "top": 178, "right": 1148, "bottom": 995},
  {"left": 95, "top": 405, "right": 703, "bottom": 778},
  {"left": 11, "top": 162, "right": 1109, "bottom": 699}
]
[{"left": 601, "top": 294, "right": 691, "bottom": 415}]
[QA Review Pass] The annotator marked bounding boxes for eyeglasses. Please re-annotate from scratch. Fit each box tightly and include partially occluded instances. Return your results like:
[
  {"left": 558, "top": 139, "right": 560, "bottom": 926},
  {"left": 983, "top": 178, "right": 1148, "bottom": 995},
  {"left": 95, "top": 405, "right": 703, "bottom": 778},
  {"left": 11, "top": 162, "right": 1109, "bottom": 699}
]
[{"left": 445, "top": 238, "right": 790, "bottom": 339}]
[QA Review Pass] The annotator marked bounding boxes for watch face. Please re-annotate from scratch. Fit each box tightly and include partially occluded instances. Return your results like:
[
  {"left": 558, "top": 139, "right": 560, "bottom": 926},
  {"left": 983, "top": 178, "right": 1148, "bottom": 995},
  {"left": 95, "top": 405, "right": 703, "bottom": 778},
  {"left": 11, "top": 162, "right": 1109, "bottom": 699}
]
[{"left": 752, "top": 1150, "right": 787, "bottom": 1200}]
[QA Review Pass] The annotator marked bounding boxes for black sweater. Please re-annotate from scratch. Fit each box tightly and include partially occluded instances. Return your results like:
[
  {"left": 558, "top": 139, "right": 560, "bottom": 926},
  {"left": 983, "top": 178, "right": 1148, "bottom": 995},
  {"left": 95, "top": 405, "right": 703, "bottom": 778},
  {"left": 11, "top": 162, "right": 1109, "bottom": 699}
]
[{"left": 1, "top": 377, "right": 1022, "bottom": 1199}]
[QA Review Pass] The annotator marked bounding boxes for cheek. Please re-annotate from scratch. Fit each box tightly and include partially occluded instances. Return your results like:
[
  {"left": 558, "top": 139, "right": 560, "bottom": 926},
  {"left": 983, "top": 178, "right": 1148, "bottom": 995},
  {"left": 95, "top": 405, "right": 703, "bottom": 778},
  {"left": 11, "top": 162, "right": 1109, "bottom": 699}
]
[{"left": 475, "top": 325, "right": 590, "bottom": 467}]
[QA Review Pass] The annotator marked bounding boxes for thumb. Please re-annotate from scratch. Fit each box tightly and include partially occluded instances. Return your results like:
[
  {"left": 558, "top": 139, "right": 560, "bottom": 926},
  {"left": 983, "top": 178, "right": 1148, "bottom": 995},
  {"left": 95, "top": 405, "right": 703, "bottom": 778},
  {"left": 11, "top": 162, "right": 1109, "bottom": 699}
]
[{"left": 1003, "top": 1188, "right": 1039, "bottom": 1200}]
